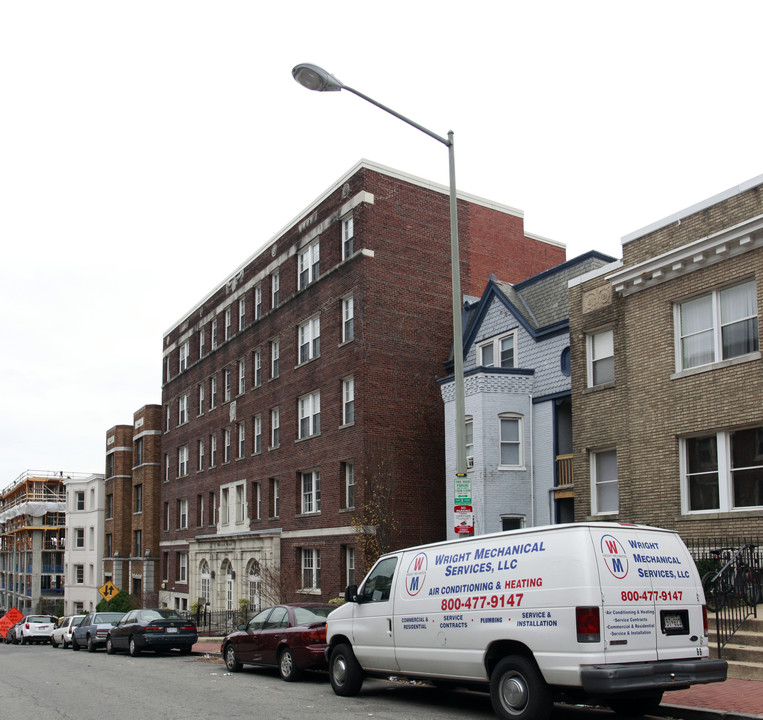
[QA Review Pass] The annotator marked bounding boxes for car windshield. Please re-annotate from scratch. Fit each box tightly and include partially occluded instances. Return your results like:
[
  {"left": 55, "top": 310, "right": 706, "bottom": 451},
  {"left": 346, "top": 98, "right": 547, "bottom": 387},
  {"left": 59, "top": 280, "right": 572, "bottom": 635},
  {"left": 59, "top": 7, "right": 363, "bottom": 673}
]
[
  {"left": 293, "top": 606, "right": 333, "bottom": 624},
  {"left": 93, "top": 613, "right": 124, "bottom": 623},
  {"left": 142, "top": 609, "right": 186, "bottom": 621}
]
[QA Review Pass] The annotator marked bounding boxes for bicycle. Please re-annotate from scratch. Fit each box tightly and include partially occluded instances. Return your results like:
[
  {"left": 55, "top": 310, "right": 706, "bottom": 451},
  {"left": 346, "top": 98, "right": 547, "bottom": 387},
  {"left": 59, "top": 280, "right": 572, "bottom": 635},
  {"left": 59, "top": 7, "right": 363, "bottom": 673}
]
[{"left": 701, "top": 545, "right": 760, "bottom": 612}]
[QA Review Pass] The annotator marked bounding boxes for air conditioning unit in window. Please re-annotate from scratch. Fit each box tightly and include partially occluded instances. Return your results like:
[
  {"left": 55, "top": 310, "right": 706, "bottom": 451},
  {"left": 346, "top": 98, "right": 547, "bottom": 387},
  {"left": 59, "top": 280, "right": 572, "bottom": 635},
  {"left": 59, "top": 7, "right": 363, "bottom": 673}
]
[{"left": 466, "top": 456, "right": 474, "bottom": 470}]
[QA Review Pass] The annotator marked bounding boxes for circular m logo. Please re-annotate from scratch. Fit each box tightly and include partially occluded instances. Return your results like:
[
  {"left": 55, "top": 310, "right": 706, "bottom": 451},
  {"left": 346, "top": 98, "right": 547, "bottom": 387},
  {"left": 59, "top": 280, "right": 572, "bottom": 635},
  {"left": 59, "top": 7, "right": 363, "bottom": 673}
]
[
  {"left": 405, "top": 552, "right": 428, "bottom": 596},
  {"left": 600, "top": 534, "right": 629, "bottom": 579}
]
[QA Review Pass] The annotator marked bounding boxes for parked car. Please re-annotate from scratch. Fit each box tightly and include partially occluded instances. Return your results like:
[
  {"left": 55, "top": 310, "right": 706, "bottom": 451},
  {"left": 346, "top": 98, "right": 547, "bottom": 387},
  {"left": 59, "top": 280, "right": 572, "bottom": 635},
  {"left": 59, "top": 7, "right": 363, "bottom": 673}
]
[
  {"left": 51, "top": 615, "right": 85, "bottom": 648},
  {"left": 18, "top": 615, "right": 58, "bottom": 645},
  {"left": 4, "top": 619, "right": 25, "bottom": 645},
  {"left": 72, "top": 611, "right": 125, "bottom": 652},
  {"left": 221, "top": 603, "right": 334, "bottom": 681},
  {"left": 106, "top": 608, "right": 197, "bottom": 656}
]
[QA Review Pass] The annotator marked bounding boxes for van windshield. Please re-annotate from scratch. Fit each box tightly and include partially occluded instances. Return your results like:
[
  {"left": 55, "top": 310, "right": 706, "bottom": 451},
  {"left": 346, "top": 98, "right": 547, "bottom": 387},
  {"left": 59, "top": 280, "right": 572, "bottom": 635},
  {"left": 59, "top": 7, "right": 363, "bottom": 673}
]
[{"left": 360, "top": 556, "right": 398, "bottom": 603}]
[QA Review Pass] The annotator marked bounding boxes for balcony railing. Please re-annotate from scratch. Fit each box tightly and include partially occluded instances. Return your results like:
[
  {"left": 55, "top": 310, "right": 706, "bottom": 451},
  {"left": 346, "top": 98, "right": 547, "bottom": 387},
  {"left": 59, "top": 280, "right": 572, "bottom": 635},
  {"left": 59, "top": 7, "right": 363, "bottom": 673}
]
[{"left": 555, "top": 454, "right": 574, "bottom": 496}]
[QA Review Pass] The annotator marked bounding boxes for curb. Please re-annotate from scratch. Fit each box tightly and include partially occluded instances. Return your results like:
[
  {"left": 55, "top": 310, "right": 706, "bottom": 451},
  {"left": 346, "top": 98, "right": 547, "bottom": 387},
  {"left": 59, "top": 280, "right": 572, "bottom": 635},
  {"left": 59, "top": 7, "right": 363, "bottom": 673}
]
[{"left": 656, "top": 704, "right": 763, "bottom": 720}]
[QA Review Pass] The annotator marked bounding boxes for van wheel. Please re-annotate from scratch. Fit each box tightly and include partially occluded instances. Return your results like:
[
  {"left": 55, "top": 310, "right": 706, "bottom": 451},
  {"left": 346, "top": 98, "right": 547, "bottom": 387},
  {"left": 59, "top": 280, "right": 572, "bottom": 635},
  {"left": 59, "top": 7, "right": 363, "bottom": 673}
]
[
  {"left": 490, "top": 655, "right": 552, "bottom": 720},
  {"left": 329, "top": 643, "right": 364, "bottom": 696},
  {"left": 607, "top": 691, "right": 663, "bottom": 716}
]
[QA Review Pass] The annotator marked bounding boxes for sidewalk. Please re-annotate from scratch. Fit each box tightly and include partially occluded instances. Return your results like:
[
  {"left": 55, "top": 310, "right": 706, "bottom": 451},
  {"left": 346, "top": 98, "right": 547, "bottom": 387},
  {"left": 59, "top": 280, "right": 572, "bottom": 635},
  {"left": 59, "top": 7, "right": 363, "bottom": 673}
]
[{"left": 191, "top": 638, "right": 762, "bottom": 719}]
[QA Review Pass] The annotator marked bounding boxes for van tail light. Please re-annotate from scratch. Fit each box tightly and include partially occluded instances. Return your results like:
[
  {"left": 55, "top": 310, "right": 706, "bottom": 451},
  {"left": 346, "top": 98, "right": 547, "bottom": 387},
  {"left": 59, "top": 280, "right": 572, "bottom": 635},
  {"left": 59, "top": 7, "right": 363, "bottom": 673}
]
[
  {"left": 702, "top": 605, "right": 709, "bottom": 637},
  {"left": 576, "top": 606, "right": 600, "bottom": 643},
  {"left": 302, "top": 625, "right": 327, "bottom": 644}
]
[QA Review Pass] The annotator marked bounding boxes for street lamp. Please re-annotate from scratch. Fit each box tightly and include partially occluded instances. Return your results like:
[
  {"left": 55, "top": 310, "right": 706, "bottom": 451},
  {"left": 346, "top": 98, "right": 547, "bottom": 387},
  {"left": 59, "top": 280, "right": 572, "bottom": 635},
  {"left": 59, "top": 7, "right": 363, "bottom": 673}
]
[{"left": 292, "top": 63, "right": 469, "bottom": 509}]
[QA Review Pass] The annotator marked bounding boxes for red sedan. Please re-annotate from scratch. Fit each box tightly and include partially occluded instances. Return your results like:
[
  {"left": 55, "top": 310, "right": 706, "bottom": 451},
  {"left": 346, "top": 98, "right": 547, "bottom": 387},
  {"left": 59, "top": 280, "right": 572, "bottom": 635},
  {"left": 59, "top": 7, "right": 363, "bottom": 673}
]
[{"left": 221, "top": 603, "right": 334, "bottom": 681}]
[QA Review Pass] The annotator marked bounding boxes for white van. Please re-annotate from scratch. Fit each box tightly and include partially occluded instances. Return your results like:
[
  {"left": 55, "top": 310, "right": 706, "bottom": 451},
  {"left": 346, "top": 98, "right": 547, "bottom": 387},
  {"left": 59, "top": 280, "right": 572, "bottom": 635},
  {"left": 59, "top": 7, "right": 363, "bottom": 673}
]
[{"left": 326, "top": 522, "right": 727, "bottom": 720}]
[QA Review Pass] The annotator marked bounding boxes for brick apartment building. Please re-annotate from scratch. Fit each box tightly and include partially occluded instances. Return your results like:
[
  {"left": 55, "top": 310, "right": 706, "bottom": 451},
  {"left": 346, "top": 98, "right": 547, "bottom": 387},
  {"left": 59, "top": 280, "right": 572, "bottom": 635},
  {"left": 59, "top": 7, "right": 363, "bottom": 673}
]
[
  {"left": 569, "top": 174, "right": 763, "bottom": 539},
  {"left": 103, "top": 405, "right": 163, "bottom": 606},
  {"left": 160, "top": 160, "right": 565, "bottom": 611}
]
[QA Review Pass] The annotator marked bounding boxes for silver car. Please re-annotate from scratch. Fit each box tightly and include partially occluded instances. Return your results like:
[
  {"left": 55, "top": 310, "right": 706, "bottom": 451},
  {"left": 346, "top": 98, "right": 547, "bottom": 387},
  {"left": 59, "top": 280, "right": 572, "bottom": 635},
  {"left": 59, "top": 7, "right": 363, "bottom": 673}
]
[{"left": 51, "top": 615, "right": 85, "bottom": 648}]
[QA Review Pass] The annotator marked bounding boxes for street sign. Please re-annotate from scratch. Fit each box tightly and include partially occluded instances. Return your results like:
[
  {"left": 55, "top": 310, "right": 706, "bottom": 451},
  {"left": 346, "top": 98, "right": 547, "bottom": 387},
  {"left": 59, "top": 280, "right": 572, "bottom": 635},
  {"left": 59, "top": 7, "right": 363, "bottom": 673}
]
[
  {"left": 454, "top": 475, "right": 472, "bottom": 505},
  {"left": 454, "top": 504, "right": 474, "bottom": 535},
  {"left": 98, "top": 580, "right": 119, "bottom": 602}
]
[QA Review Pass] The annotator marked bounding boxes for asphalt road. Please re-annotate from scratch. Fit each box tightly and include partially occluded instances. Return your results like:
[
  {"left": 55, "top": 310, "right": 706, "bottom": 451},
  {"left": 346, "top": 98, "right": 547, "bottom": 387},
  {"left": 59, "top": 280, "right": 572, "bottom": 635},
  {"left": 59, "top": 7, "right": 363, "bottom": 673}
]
[{"left": 0, "top": 641, "right": 624, "bottom": 720}]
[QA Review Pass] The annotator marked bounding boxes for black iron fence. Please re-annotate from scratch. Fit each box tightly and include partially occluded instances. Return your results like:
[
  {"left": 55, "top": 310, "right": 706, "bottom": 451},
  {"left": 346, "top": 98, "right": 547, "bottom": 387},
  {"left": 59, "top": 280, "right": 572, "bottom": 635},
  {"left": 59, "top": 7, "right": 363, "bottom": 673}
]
[
  {"left": 190, "top": 607, "right": 250, "bottom": 637},
  {"left": 685, "top": 537, "right": 761, "bottom": 656}
]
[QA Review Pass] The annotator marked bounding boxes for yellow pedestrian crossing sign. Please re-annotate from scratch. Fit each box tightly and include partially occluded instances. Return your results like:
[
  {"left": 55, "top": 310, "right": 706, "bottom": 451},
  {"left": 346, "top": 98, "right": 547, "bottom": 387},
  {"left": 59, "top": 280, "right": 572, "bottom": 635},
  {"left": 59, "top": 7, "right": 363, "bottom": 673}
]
[{"left": 98, "top": 580, "right": 119, "bottom": 602}]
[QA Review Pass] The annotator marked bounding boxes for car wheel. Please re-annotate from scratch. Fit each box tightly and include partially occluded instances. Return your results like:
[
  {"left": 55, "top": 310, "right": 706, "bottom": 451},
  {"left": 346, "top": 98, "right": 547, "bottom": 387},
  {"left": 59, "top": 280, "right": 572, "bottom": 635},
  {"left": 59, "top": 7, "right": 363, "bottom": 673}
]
[
  {"left": 329, "top": 643, "right": 364, "bottom": 696},
  {"left": 128, "top": 637, "right": 140, "bottom": 657},
  {"left": 279, "top": 647, "right": 303, "bottom": 682},
  {"left": 608, "top": 691, "right": 664, "bottom": 716},
  {"left": 72, "top": 637, "right": 80, "bottom": 651},
  {"left": 63, "top": 640, "right": 69, "bottom": 649},
  {"left": 51, "top": 636, "right": 58, "bottom": 648},
  {"left": 106, "top": 636, "right": 116, "bottom": 655},
  {"left": 87, "top": 635, "right": 97, "bottom": 653},
  {"left": 179, "top": 646, "right": 191, "bottom": 655},
  {"left": 224, "top": 644, "right": 242, "bottom": 672},
  {"left": 490, "top": 655, "right": 552, "bottom": 720}
]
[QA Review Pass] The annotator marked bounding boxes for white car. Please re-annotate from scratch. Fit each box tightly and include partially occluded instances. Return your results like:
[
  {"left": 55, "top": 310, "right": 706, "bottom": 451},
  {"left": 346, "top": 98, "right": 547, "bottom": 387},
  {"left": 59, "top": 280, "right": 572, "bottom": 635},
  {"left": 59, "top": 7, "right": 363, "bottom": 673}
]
[
  {"left": 18, "top": 615, "right": 58, "bottom": 645},
  {"left": 51, "top": 615, "right": 86, "bottom": 648}
]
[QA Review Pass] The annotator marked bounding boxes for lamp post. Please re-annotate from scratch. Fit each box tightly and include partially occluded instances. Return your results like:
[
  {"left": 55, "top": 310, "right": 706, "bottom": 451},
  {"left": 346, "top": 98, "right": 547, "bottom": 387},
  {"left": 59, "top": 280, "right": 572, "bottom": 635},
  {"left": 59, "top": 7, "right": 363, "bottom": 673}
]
[{"left": 292, "top": 64, "right": 470, "bottom": 529}]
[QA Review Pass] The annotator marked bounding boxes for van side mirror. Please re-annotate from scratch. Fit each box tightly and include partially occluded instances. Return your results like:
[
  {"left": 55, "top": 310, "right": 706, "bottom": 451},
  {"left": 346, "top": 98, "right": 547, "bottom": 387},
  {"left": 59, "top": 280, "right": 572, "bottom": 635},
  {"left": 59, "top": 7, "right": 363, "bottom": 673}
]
[{"left": 344, "top": 584, "right": 359, "bottom": 603}]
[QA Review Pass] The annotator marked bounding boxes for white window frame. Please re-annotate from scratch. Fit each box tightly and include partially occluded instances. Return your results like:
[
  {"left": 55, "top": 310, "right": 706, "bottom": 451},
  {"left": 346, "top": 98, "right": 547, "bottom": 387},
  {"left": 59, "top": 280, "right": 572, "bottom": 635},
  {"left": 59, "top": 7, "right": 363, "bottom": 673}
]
[
  {"left": 271, "top": 270, "right": 280, "bottom": 308},
  {"left": 478, "top": 331, "right": 517, "bottom": 369},
  {"left": 498, "top": 414, "right": 523, "bottom": 468},
  {"left": 198, "top": 384, "right": 205, "bottom": 415},
  {"left": 298, "top": 390, "right": 321, "bottom": 439},
  {"left": 342, "top": 377, "right": 355, "bottom": 426},
  {"left": 179, "top": 341, "right": 189, "bottom": 373},
  {"left": 225, "top": 307, "right": 232, "bottom": 340},
  {"left": 301, "top": 548, "right": 321, "bottom": 590},
  {"left": 197, "top": 439, "right": 205, "bottom": 471},
  {"left": 252, "top": 482, "right": 261, "bottom": 520},
  {"left": 342, "top": 294, "right": 354, "bottom": 343},
  {"left": 223, "top": 428, "right": 231, "bottom": 463},
  {"left": 342, "top": 213, "right": 354, "bottom": 260},
  {"left": 346, "top": 546, "right": 355, "bottom": 587},
  {"left": 210, "top": 376, "right": 217, "bottom": 408},
  {"left": 199, "top": 328, "right": 206, "bottom": 358},
  {"left": 224, "top": 368, "right": 231, "bottom": 402},
  {"left": 238, "top": 359, "right": 246, "bottom": 395},
  {"left": 272, "top": 478, "right": 280, "bottom": 518},
  {"left": 253, "top": 415, "right": 262, "bottom": 454},
  {"left": 210, "top": 434, "right": 217, "bottom": 467},
  {"left": 301, "top": 470, "right": 321, "bottom": 514},
  {"left": 680, "top": 426, "right": 763, "bottom": 514},
  {"left": 270, "top": 407, "right": 280, "bottom": 448},
  {"left": 271, "top": 339, "right": 280, "bottom": 378},
  {"left": 238, "top": 422, "right": 245, "bottom": 459},
  {"left": 253, "top": 349, "right": 262, "bottom": 387},
  {"left": 298, "top": 241, "right": 320, "bottom": 289},
  {"left": 211, "top": 318, "right": 218, "bottom": 350},
  {"left": 345, "top": 462, "right": 355, "bottom": 509},
  {"left": 178, "top": 394, "right": 189, "bottom": 425},
  {"left": 179, "top": 498, "right": 188, "bottom": 529},
  {"left": 591, "top": 448, "right": 619, "bottom": 515},
  {"left": 298, "top": 315, "right": 320, "bottom": 364},
  {"left": 465, "top": 416, "right": 474, "bottom": 470},
  {"left": 254, "top": 283, "right": 262, "bottom": 320},
  {"left": 178, "top": 552, "right": 188, "bottom": 583},
  {"left": 178, "top": 445, "right": 189, "bottom": 477},
  {"left": 675, "top": 280, "right": 759, "bottom": 372},
  {"left": 586, "top": 328, "right": 615, "bottom": 387},
  {"left": 75, "top": 527, "right": 85, "bottom": 549},
  {"left": 239, "top": 297, "right": 246, "bottom": 330}
]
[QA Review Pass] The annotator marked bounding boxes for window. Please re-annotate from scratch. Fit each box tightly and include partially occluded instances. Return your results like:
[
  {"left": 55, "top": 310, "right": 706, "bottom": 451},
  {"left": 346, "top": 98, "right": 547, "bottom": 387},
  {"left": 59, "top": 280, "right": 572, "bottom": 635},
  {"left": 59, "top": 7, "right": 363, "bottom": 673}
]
[
  {"left": 105, "top": 533, "right": 112, "bottom": 557},
  {"left": 199, "top": 327, "right": 206, "bottom": 358},
  {"left": 179, "top": 498, "right": 188, "bottom": 529},
  {"left": 239, "top": 297, "right": 246, "bottom": 330},
  {"left": 178, "top": 552, "right": 188, "bottom": 583},
  {"left": 197, "top": 439, "right": 205, "bottom": 471},
  {"left": 74, "top": 527, "right": 85, "bottom": 549},
  {"left": 345, "top": 462, "right": 355, "bottom": 509},
  {"left": 75, "top": 491, "right": 85, "bottom": 511},
  {"left": 302, "top": 548, "right": 321, "bottom": 590},
  {"left": 254, "top": 284, "right": 262, "bottom": 320},
  {"left": 165, "top": 404, "right": 171, "bottom": 432},
  {"left": 587, "top": 329, "right": 614, "bottom": 386},
  {"left": 271, "top": 478, "right": 280, "bottom": 517},
  {"left": 238, "top": 422, "right": 246, "bottom": 459},
  {"left": 677, "top": 281, "right": 758, "bottom": 371},
  {"left": 298, "top": 316, "right": 320, "bottom": 363},
  {"left": 178, "top": 445, "right": 188, "bottom": 477},
  {"left": 342, "top": 377, "right": 355, "bottom": 425},
  {"left": 179, "top": 341, "right": 189, "bottom": 372},
  {"left": 465, "top": 417, "right": 474, "bottom": 468},
  {"left": 342, "top": 214, "right": 354, "bottom": 259},
  {"left": 499, "top": 414, "right": 523, "bottom": 467},
  {"left": 223, "top": 428, "right": 231, "bottom": 463},
  {"left": 271, "top": 339, "right": 280, "bottom": 379},
  {"left": 342, "top": 295, "right": 354, "bottom": 342},
  {"left": 210, "top": 434, "right": 217, "bottom": 467},
  {"left": 224, "top": 368, "right": 231, "bottom": 402},
  {"left": 209, "top": 491, "right": 216, "bottom": 526},
  {"left": 682, "top": 426, "right": 763, "bottom": 512},
  {"left": 253, "top": 349, "right": 262, "bottom": 387},
  {"left": 106, "top": 494, "right": 113, "bottom": 519},
  {"left": 75, "top": 565, "right": 84, "bottom": 584},
  {"left": 346, "top": 547, "right": 356, "bottom": 586},
  {"left": 252, "top": 481, "right": 261, "bottom": 520},
  {"left": 224, "top": 307, "right": 232, "bottom": 340},
  {"left": 210, "top": 375, "right": 217, "bottom": 409},
  {"left": 298, "top": 241, "right": 320, "bottom": 289},
  {"left": 134, "top": 529, "right": 142, "bottom": 557},
  {"left": 196, "top": 494, "right": 204, "bottom": 527},
  {"left": 221, "top": 487, "right": 230, "bottom": 524},
  {"left": 592, "top": 449, "right": 618, "bottom": 515},
  {"left": 479, "top": 332, "right": 516, "bottom": 368},
  {"left": 164, "top": 453, "right": 170, "bottom": 482},
  {"left": 253, "top": 415, "right": 262, "bottom": 454},
  {"left": 298, "top": 390, "right": 321, "bottom": 439},
  {"left": 271, "top": 270, "right": 280, "bottom": 308},
  {"left": 134, "top": 484, "right": 143, "bottom": 514},
  {"left": 360, "top": 556, "right": 397, "bottom": 603},
  {"left": 164, "top": 502, "right": 170, "bottom": 531},
  {"left": 178, "top": 394, "right": 189, "bottom": 425},
  {"left": 107, "top": 454, "right": 114, "bottom": 479},
  {"left": 301, "top": 470, "right": 321, "bottom": 514},
  {"left": 211, "top": 318, "right": 218, "bottom": 350},
  {"left": 238, "top": 359, "right": 246, "bottom": 395},
  {"left": 135, "top": 437, "right": 144, "bottom": 466},
  {"left": 271, "top": 407, "right": 280, "bottom": 448}
]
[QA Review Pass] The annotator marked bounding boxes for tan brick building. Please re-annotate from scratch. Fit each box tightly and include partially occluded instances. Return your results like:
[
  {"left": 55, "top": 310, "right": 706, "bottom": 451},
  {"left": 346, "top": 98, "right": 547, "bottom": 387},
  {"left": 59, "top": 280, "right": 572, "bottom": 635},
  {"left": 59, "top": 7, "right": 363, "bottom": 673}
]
[{"left": 569, "top": 175, "right": 763, "bottom": 539}]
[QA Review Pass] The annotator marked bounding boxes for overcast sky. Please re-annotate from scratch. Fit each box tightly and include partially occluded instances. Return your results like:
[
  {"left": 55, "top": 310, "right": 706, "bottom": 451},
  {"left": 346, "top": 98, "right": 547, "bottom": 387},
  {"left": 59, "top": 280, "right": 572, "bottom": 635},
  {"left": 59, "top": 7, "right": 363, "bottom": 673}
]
[{"left": 1, "top": 1, "right": 761, "bottom": 486}]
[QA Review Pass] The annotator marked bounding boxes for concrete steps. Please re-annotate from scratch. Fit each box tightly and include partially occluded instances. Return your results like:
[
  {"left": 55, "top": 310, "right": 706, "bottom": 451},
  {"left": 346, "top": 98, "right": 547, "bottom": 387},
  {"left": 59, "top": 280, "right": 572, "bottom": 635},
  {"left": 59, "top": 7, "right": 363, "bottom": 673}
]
[{"left": 709, "top": 605, "right": 763, "bottom": 681}]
